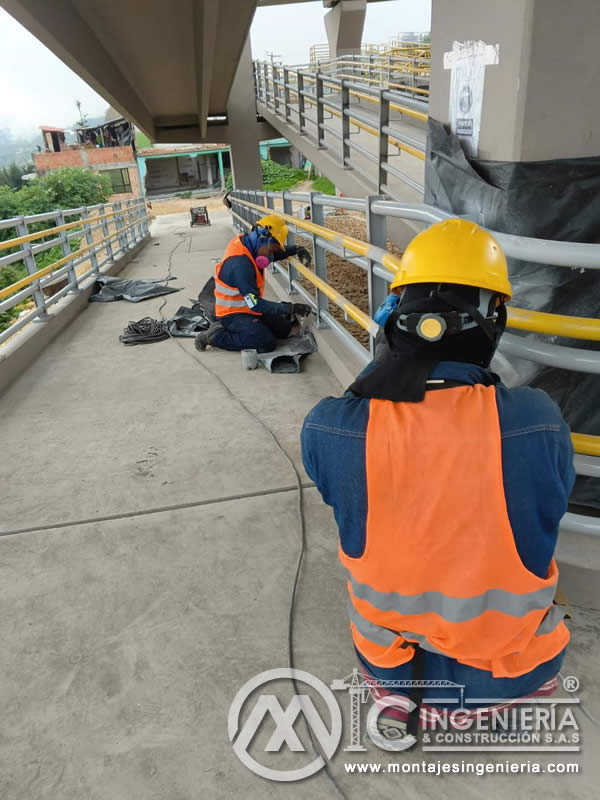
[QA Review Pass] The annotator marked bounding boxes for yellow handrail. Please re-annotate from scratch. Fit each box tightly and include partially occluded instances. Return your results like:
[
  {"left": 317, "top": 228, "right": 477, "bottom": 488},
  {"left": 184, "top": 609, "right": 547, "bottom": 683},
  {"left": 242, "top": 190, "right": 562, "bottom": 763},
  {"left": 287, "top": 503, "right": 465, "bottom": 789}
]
[
  {"left": 571, "top": 433, "right": 600, "bottom": 457},
  {"left": 280, "top": 85, "right": 426, "bottom": 160},
  {"left": 0, "top": 212, "right": 147, "bottom": 300},
  {"left": 507, "top": 307, "right": 600, "bottom": 340},
  {"left": 232, "top": 195, "right": 600, "bottom": 457},
  {"left": 0, "top": 206, "right": 126, "bottom": 253}
]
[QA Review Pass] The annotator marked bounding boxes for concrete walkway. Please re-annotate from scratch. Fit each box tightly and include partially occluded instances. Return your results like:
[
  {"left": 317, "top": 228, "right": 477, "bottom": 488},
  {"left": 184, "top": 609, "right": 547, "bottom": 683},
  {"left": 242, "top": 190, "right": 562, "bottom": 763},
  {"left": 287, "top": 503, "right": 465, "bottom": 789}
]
[{"left": 1, "top": 213, "right": 599, "bottom": 799}]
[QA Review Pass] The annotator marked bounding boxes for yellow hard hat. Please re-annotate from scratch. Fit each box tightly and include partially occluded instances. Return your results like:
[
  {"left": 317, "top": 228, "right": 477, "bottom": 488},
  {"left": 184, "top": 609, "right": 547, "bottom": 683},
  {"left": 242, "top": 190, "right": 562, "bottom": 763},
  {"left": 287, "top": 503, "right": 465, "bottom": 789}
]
[
  {"left": 390, "top": 218, "right": 512, "bottom": 299},
  {"left": 256, "top": 215, "right": 288, "bottom": 247}
]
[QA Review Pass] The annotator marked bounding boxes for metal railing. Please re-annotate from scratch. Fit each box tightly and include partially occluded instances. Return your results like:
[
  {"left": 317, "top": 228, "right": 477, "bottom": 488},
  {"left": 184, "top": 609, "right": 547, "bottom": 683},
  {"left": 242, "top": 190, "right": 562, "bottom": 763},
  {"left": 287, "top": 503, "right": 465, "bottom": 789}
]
[
  {"left": 0, "top": 196, "right": 150, "bottom": 345},
  {"left": 254, "top": 58, "right": 428, "bottom": 198},
  {"left": 308, "top": 54, "right": 431, "bottom": 97},
  {"left": 228, "top": 187, "right": 600, "bottom": 535}
]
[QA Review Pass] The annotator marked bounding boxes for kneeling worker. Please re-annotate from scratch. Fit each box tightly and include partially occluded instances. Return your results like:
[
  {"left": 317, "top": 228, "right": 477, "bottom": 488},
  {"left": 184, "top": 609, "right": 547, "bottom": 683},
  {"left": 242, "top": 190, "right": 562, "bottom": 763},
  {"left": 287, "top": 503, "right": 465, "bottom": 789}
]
[
  {"left": 195, "top": 215, "right": 312, "bottom": 352},
  {"left": 302, "top": 219, "right": 574, "bottom": 744}
]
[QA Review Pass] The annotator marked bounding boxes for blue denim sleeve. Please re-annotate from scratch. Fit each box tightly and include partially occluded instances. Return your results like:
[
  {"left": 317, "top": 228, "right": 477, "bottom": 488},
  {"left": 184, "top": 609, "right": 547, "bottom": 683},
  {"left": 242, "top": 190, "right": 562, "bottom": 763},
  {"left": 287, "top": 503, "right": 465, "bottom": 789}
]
[
  {"left": 495, "top": 385, "right": 575, "bottom": 576},
  {"left": 301, "top": 396, "right": 370, "bottom": 557}
]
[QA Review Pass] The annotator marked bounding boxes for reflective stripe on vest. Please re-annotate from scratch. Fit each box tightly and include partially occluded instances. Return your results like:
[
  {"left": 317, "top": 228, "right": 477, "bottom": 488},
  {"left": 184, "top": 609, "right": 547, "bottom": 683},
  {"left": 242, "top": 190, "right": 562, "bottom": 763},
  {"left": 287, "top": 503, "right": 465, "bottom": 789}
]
[
  {"left": 348, "top": 598, "right": 567, "bottom": 657},
  {"left": 214, "top": 235, "right": 265, "bottom": 318},
  {"left": 340, "top": 384, "right": 570, "bottom": 678}
]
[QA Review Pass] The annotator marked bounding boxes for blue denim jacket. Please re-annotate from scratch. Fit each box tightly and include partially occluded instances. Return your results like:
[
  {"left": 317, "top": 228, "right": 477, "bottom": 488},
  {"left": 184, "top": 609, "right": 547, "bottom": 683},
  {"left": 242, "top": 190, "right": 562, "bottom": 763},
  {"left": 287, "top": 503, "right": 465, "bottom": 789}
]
[{"left": 301, "top": 361, "right": 575, "bottom": 705}]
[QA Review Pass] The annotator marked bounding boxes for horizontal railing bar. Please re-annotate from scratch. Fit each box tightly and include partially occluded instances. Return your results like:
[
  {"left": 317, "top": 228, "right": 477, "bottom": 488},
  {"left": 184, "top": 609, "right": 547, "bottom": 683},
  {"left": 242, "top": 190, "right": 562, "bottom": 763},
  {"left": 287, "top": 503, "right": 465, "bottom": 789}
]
[
  {"left": 0, "top": 305, "right": 42, "bottom": 345},
  {"left": 344, "top": 157, "right": 379, "bottom": 187},
  {"left": 560, "top": 512, "right": 600, "bottom": 537},
  {"left": 0, "top": 284, "right": 33, "bottom": 313},
  {"left": 320, "top": 308, "right": 371, "bottom": 365},
  {"left": 369, "top": 200, "right": 600, "bottom": 268},
  {"left": 313, "top": 195, "right": 366, "bottom": 211},
  {"left": 345, "top": 137, "right": 378, "bottom": 163},
  {"left": 290, "top": 279, "right": 318, "bottom": 307},
  {"left": 380, "top": 169, "right": 426, "bottom": 195},
  {"left": 43, "top": 280, "right": 77, "bottom": 309},
  {"left": 0, "top": 212, "right": 147, "bottom": 304},
  {"left": 0, "top": 249, "right": 27, "bottom": 267},
  {"left": 573, "top": 454, "right": 600, "bottom": 477},
  {"left": 500, "top": 332, "right": 600, "bottom": 373},
  {"left": 381, "top": 125, "right": 425, "bottom": 152},
  {"left": 31, "top": 236, "right": 63, "bottom": 255}
]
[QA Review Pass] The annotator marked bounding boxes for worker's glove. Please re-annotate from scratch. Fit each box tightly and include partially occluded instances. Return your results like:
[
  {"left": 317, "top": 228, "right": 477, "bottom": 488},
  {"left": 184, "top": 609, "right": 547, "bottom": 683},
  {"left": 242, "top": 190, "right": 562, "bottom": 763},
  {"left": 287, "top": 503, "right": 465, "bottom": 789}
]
[
  {"left": 288, "top": 302, "right": 312, "bottom": 318},
  {"left": 296, "top": 247, "right": 312, "bottom": 267}
]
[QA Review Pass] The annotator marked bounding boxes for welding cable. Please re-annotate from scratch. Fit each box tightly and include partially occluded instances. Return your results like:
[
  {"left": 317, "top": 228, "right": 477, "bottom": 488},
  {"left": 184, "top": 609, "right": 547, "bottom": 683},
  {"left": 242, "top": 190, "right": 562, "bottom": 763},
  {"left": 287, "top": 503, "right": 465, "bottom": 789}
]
[
  {"left": 157, "top": 237, "right": 349, "bottom": 800},
  {"left": 119, "top": 317, "right": 169, "bottom": 345}
]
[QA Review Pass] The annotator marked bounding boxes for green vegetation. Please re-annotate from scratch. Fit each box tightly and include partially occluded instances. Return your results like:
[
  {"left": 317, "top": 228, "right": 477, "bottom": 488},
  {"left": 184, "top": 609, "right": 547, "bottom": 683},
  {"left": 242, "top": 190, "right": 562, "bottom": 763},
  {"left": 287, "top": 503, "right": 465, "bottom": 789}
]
[
  {"left": 311, "top": 176, "right": 336, "bottom": 195},
  {"left": 176, "top": 191, "right": 193, "bottom": 199},
  {"left": 135, "top": 130, "right": 152, "bottom": 149},
  {"left": 0, "top": 162, "right": 34, "bottom": 190},
  {"left": 0, "top": 168, "right": 111, "bottom": 333},
  {"left": 225, "top": 159, "right": 306, "bottom": 193}
]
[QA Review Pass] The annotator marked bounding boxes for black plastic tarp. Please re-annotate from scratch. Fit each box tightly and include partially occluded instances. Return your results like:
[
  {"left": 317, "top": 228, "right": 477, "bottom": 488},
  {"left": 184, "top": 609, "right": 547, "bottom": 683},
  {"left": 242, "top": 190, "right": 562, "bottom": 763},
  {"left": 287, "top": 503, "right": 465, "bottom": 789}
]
[
  {"left": 89, "top": 276, "right": 180, "bottom": 303},
  {"left": 426, "top": 118, "right": 600, "bottom": 509}
]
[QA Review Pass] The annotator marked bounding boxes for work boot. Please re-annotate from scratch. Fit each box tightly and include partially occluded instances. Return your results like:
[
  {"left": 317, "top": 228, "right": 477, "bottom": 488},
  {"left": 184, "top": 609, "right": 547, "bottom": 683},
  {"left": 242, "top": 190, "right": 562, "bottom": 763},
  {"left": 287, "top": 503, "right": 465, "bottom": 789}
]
[{"left": 194, "top": 321, "right": 223, "bottom": 351}]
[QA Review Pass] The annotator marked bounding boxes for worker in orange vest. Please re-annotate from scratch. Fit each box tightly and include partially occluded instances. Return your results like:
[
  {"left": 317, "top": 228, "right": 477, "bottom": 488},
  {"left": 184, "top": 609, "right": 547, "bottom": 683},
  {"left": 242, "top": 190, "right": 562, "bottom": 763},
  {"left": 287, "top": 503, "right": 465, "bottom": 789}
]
[
  {"left": 302, "top": 219, "right": 574, "bottom": 747},
  {"left": 195, "top": 215, "right": 312, "bottom": 352}
]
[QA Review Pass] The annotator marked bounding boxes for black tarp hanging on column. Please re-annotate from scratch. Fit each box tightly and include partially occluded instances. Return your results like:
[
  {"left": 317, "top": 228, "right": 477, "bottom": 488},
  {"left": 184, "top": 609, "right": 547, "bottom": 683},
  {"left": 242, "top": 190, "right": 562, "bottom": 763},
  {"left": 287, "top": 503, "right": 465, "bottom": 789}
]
[{"left": 425, "top": 118, "right": 600, "bottom": 510}]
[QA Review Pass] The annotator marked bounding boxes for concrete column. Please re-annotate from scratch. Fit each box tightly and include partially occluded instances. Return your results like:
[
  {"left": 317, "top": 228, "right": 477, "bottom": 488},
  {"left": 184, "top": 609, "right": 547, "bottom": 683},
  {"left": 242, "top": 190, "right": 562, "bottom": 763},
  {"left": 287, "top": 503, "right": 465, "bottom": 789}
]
[
  {"left": 226, "top": 36, "right": 263, "bottom": 189},
  {"left": 324, "top": 0, "right": 366, "bottom": 60},
  {"left": 429, "top": 0, "right": 600, "bottom": 161}
]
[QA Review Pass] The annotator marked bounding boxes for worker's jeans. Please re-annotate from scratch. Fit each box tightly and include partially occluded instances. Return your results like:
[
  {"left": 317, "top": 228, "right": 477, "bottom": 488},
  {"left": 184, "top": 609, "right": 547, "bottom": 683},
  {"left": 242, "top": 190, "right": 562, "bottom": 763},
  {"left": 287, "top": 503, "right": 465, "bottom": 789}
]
[{"left": 212, "top": 313, "right": 293, "bottom": 352}]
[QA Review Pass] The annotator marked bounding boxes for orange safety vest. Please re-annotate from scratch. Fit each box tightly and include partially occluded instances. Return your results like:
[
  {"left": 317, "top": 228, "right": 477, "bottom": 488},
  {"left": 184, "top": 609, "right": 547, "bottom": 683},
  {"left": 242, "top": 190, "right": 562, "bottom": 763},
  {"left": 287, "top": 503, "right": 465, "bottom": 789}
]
[
  {"left": 340, "top": 384, "right": 569, "bottom": 679},
  {"left": 214, "top": 235, "right": 265, "bottom": 318}
]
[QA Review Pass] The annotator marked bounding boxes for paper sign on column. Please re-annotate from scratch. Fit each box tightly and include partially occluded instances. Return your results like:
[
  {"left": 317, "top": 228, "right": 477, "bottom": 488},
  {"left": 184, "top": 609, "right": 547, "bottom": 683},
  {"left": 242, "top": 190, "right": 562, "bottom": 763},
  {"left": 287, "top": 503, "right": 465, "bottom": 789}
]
[{"left": 444, "top": 40, "right": 499, "bottom": 158}]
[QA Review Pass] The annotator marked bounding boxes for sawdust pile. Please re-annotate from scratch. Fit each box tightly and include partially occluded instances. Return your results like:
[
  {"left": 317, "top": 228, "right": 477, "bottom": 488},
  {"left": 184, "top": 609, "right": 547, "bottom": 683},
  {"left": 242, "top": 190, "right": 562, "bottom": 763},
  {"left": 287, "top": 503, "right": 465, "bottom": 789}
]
[{"left": 295, "top": 212, "right": 403, "bottom": 349}]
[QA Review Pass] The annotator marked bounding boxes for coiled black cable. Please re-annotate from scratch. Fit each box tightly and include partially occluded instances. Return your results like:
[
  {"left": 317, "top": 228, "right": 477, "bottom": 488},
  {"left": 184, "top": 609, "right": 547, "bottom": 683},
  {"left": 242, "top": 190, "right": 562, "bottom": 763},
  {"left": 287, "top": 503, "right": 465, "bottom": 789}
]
[{"left": 119, "top": 316, "right": 169, "bottom": 345}]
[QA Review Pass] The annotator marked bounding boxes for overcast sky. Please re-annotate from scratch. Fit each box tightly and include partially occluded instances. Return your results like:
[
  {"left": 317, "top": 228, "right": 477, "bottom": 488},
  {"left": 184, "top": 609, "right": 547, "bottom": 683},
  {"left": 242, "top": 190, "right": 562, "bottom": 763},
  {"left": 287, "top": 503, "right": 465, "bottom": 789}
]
[{"left": 0, "top": 0, "right": 430, "bottom": 136}]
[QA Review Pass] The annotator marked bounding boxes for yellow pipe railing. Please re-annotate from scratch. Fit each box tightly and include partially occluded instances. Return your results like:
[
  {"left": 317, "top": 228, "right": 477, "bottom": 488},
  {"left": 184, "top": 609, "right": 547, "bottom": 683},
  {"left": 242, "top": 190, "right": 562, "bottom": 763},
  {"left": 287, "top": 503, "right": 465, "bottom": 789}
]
[
  {"left": 278, "top": 83, "right": 426, "bottom": 160},
  {"left": 0, "top": 206, "right": 125, "bottom": 253},
  {"left": 507, "top": 307, "right": 600, "bottom": 340},
  {"left": 0, "top": 212, "right": 147, "bottom": 301},
  {"left": 232, "top": 195, "right": 600, "bottom": 457}
]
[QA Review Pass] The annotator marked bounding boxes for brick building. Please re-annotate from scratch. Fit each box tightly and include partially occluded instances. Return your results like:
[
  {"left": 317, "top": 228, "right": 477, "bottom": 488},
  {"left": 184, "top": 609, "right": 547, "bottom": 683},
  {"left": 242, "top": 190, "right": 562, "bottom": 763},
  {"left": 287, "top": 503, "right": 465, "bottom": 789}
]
[{"left": 34, "top": 119, "right": 142, "bottom": 202}]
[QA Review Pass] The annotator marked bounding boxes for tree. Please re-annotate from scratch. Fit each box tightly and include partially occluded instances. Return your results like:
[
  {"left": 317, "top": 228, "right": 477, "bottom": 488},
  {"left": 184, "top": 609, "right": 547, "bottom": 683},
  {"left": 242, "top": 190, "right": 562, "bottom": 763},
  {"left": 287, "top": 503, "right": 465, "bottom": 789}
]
[
  {"left": 75, "top": 99, "right": 88, "bottom": 128},
  {"left": 0, "top": 162, "right": 34, "bottom": 190}
]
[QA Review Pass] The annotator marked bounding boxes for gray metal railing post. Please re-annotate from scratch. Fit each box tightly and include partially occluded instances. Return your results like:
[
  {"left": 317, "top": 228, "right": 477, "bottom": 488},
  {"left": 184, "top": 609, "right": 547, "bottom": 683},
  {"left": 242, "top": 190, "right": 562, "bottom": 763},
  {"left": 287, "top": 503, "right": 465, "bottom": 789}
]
[
  {"left": 127, "top": 199, "right": 137, "bottom": 245},
  {"left": 255, "top": 61, "right": 262, "bottom": 102},
  {"left": 316, "top": 72, "right": 326, "bottom": 149},
  {"left": 56, "top": 211, "right": 79, "bottom": 293},
  {"left": 16, "top": 217, "right": 49, "bottom": 321},
  {"left": 297, "top": 72, "right": 307, "bottom": 134},
  {"left": 365, "top": 195, "right": 389, "bottom": 355},
  {"left": 142, "top": 200, "right": 150, "bottom": 236},
  {"left": 264, "top": 62, "right": 270, "bottom": 108},
  {"left": 266, "top": 192, "right": 275, "bottom": 211},
  {"left": 378, "top": 89, "right": 390, "bottom": 196},
  {"left": 99, "top": 204, "right": 114, "bottom": 262},
  {"left": 341, "top": 79, "right": 351, "bottom": 168},
  {"left": 82, "top": 207, "right": 99, "bottom": 273},
  {"left": 282, "top": 194, "right": 298, "bottom": 294},
  {"left": 309, "top": 191, "right": 328, "bottom": 327},
  {"left": 114, "top": 202, "right": 127, "bottom": 254},
  {"left": 273, "top": 65, "right": 280, "bottom": 114},
  {"left": 283, "top": 67, "right": 291, "bottom": 123}
]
